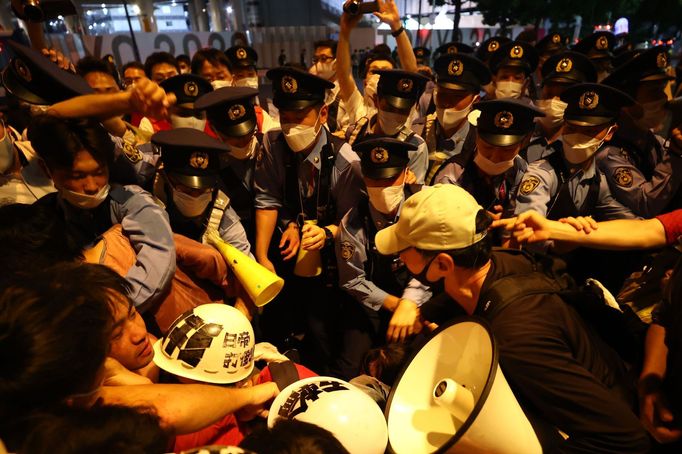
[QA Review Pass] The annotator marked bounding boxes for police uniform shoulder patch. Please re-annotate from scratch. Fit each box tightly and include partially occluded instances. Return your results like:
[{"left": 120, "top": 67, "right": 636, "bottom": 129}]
[
  {"left": 122, "top": 142, "right": 142, "bottom": 163},
  {"left": 520, "top": 176, "right": 541, "bottom": 195},
  {"left": 340, "top": 240, "right": 355, "bottom": 261},
  {"left": 613, "top": 167, "right": 633, "bottom": 188}
]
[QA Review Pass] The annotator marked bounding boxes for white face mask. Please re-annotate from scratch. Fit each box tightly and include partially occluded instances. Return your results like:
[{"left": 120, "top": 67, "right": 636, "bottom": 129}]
[
  {"left": 311, "top": 60, "right": 336, "bottom": 81},
  {"left": 494, "top": 80, "right": 524, "bottom": 99},
  {"left": 229, "top": 137, "right": 257, "bottom": 160},
  {"left": 60, "top": 184, "right": 110, "bottom": 210},
  {"left": 211, "top": 80, "right": 232, "bottom": 89},
  {"left": 474, "top": 153, "right": 515, "bottom": 176},
  {"left": 367, "top": 180, "right": 405, "bottom": 214},
  {"left": 635, "top": 98, "right": 667, "bottom": 130},
  {"left": 0, "top": 126, "right": 15, "bottom": 174},
  {"left": 535, "top": 97, "right": 568, "bottom": 129},
  {"left": 233, "top": 77, "right": 259, "bottom": 90},
  {"left": 561, "top": 127, "right": 613, "bottom": 164},
  {"left": 436, "top": 96, "right": 476, "bottom": 131},
  {"left": 282, "top": 111, "right": 322, "bottom": 152},
  {"left": 172, "top": 188, "right": 213, "bottom": 218},
  {"left": 364, "top": 74, "right": 380, "bottom": 108},
  {"left": 170, "top": 114, "right": 207, "bottom": 131},
  {"left": 377, "top": 109, "right": 407, "bottom": 136}
]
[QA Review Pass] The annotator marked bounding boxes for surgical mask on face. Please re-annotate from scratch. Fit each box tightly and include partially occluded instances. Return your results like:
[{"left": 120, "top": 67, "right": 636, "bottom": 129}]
[
  {"left": 409, "top": 255, "right": 445, "bottom": 295},
  {"left": 233, "top": 76, "right": 259, "bottom": 90},
  {"left": 60, "top": 184, "right": 110, "bottom": 210},
  {"left": 474, "top": 152, "right": 515, "bottom": 176},
  {"left": 281, "top": 112, "right": 322, "bottom": 152},
  {"left": 364, "top": 74, "right": 380, "bottom": 107},
  {"left": 170, "top": 114, "right": 207, "bottom": 131},
  {"left": 494, "top": 80, "right": 524, "bottom": 99},
  {"left": 229, "top": 137, "right": 257, "bottom": 160},
  {"left": 635, "top": 98, "right": 668, "bottom": 130},
  {"left": 0, "top": 126, "right": 15, "bottom": 173},
  {"left": 172, "top": 188, "right": 213, "bottom": 218},
  {"left": 378, "top": 109, "right": 407, "bottom": 136},
  {"left": 367, "top": 180, "right": 405, "bottom": 214},
  {"left": 312, "top": 61, "right": 336, "bottom": 81},
  {"left": 211, "top": 80, "right": 232, "bottom": 89},
  {"left": 535, "top": 97, "right": 567, "bottom": 129},
  {"left": 561, "top": 127, "right": 613, "bottom": 164},
  {"left": 436, "top": 97, "right": 475, "bottom": 130}
]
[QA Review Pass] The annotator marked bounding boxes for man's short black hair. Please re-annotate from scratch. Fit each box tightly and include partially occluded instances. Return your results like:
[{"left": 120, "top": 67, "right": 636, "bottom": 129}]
[
  {"left": 176, "top": 54, "right": 190, "bottom": 66},
  {"left": 417, "top": 210, "right": 493, "bottom": 269},
  {"left": 314, "top": 39, "right": 338, "bottom": 58},
  {"left": 144, "top": 52, "right": 179, "bottom": 78},
  {"left": 27, "top": 116, "right": 114, "bottom": 173},
  {"left": 76, "top": 56, "right": 114, "bottom": 78},
  {"left": 241, "top": 419, "right": 349, "bottom": 454},
  {"left": 190, "top": 48, "right": 231, "bottom": 75},
  {"left": 121, "top": 61, "right": 144, "bottom": 74}
]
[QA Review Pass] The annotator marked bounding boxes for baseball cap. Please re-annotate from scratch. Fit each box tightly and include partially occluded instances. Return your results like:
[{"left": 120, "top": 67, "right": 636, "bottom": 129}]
[{"left": 375, "top": 184, "right": 485, "bottom": 255}]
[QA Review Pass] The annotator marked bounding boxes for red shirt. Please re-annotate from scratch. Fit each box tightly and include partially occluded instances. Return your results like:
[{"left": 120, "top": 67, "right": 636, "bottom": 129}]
[{"left": 656, "top": 208, "right": 682, "bottom": 245}]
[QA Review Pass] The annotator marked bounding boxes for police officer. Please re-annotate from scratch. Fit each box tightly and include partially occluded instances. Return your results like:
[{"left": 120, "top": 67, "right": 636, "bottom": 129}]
[
  {"left": 344, "top": 69, "right": 430, "bottom": 184},
  {"left": 139, "top": 73, "right": 213, "bottom": 134},
  {"left": 195, "top": 87, "right": 267, "bottom": 242},
  {"left": 476, "top": 36, "right": 510, "bottom": 99},
  {"left": 533, "top": 32, "right": 565, "bottom": 95},
  {"left": 435, "top": 99, "right": 543, "bottom": 222},
  {"left": 515, "top": 83, "right": 637, "bottom": 222},
  {"left": 225, "top": 45, "right": 260, "bottom": 89},
  {"left": 412, "top": 53, "right": 491, "bottom": 185},
  {"left": 254, "top": 67, "right": 365, "bottom": 373},
  {"left": 599, "top": 46, "right": 682, "bottom": 217},
  {"left": 489, "top": 41, "right": 539, "bottom": 101},
  {"left": 524, "top": 51, "right": 598, "bottom": 163},
  {"left": 151, "top": 128, "right": 251, "bottom": 255},
  {"left": 573, "top": 31, "right": 616, "bottom": 82},
  {"left": 334, "top": 137, "right": 418, "bottom": 378}
]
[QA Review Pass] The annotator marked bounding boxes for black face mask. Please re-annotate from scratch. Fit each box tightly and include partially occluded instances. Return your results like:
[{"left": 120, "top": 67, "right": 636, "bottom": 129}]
[{"left": 409, "top": 254, "right": 446, "bottom": 295}]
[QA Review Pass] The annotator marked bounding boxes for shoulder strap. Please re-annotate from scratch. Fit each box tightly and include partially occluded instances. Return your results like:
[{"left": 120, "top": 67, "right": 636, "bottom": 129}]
[
  {"left": 397, "top": 125, "right": 416, "bottom": 142},
  {"left": 346, "top": 117, "right": 369, "bottom": 145},
  {"left": 202, "top": 190, "right": 231, "bottom": 244}
]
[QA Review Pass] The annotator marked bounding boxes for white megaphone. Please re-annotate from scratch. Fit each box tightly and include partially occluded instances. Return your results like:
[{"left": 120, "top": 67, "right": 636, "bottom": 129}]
[
  {"left": 385, "top": 317, "right": 542, "bottom": 454},
  {"left": 205, "top": 229, "right": 284, "bottom": 307}
]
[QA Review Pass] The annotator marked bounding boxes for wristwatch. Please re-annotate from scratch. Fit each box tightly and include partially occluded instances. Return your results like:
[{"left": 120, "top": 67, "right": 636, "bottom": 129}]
[
  {"left": 391, "top": 26, "right": 405, "bottom": 38},
  {"left": 323, "top": 227, "right": 334, "bottom": 247}
]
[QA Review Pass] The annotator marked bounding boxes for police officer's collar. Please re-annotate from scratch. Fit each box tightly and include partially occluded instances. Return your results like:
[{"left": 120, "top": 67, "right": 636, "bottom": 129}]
[
  {"left": 299, "top": 127, "right": 328, "bottom": 170},
  {"left": 559, "top": 149, "right": 598, "bottom": 180},
  {"left": 441, "top": 118, "right": 470, "bottom": 143},
  {"left": 369, "top": 197, "right": 404, "bottom": 229}
]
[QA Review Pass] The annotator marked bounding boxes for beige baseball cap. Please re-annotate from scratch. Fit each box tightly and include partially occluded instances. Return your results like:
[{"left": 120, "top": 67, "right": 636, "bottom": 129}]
[{"left": 375, "top": 184, "right": 485, "bottom": 255}]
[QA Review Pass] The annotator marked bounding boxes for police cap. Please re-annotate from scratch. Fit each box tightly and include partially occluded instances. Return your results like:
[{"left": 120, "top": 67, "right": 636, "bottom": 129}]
[
  {"left": 266, "top": 66, "right": 334, "bottom": 111},
  {"left": 195, "top": 87, "right": 258, "bottom": 138},
  {"left": 375, "top": 69, "right": 430, "bottom": 110},
  {"left": 602, "top": 46, "right": 673, "bottom": 96},
  {"left": 160, "top": 74, "right": 213, "bottom": 108},
  {"left": 573, "top": 31, "right": 615, "bottom": 61},
  {"left": 225, "top": 46, "right": 258, "bottom": 69},
  {"left": 560, "top": 83, "right": 634, "bottom": 127},
  {"left": 433, "top": 42, "right": 474, "bottom": 62},
  {"left": 413, "top": 47, "right": 431, "bottom": 66},
  {"left": 1, "top": 40, "right": 93, "bottom": 105},
  {"left": 476, "top": 36, "right": 512, "bottom": 64},
  {"left": 535, "top": 33, "right": 565, "bottom": 57},
  {"left": 474, "top": 99, "right": 545, "bottom": 147},
  {"left": 434, "top": 53, "right": 491, "bottom": 92},
  {"left": 152, "top": 128, "right": 227, "bottom": 190},
  {"left": 489, "top": 41, "right": 539, "bottom": 75},
  {"left": 354, "top": 136, "right": 416, "bottom": 180},
  {"left": 541, "top": 51, "right": 597, "bottom": 85}
]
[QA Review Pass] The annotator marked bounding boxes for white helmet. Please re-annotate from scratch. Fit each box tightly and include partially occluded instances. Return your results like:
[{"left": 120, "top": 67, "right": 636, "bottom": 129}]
[
  {"left": 153, "top": 304, "right": 255, "bottom": 384},
  {"left": 268, "top": 376, "right": 388, "bottom": 454}
]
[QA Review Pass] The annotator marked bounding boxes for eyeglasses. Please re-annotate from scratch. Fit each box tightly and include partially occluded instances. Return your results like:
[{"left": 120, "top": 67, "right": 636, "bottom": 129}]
[{"left": 312, "top": 55, "right": 334, "bottom": 64}]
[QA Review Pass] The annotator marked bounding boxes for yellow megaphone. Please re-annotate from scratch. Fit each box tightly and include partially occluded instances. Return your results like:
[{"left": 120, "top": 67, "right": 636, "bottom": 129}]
[
  {"left": 294, "top": 220, "right": 323, "bottom": 277},
  {"left": 205, "top": 229, "right": 284, "bottom": 307}
]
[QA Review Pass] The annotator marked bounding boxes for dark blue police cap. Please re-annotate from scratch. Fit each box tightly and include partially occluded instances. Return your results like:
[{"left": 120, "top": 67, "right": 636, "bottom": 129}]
[
  {"left": 1, "top": 40, "right": 93, "bottom": 105},
  {"left": 266, "top": 66, "right": 334, "bottom": 111},
  {"left": 434, "top": 53, "right": 491, "bottom": 92},
  {"left": 375, "top": 69, "right": 430, "bottom": 110},
  {"left": 152, "top": 128, "right": 227, "bottom": 190},
  {"left": 160, "top": 74, "right": 213, "bottom": 108},
  {"left": 602, "top": 46, "right": 673, "bottom": 97},
  {"left": 225, "top": 46, "right": 258, "bottom": 69},
  {"left": 413, "top": 47, "right": 431, "bottom": 65},
  {"left": 489, "top": 41, "right": 539, "bottom": 75},
  {"left": 573, "top": 31, "right": 615, "bottom": 61},
  {"left": 476, "top": 36, "right": 512, "bottom": 64},
  {"left": 195, "top": 87, "right": 258, "bottom": 138},
  {"left": 474, "top": 99, "right": 545, "bottom": 147},
  {"left": 354, "top": 136, "right": 416, "bottom": 180},
  {"left": 560, "top": 83, "right": 634, "bottom": 127},
  {"left": 541, "top": 51, "right": 597, "bottom": 85},
  {"left": 535, "top": 33, "right": 565, "bottom": 57}
]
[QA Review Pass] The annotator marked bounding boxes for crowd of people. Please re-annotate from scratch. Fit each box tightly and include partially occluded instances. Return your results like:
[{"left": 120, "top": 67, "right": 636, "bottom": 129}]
[{"left": 1, "top": 0, "right": 682, "bottom": 452}]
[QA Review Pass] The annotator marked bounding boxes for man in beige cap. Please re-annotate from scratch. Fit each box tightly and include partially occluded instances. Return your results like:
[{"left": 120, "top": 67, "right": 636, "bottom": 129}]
[{"left": 375, "top": 184, "right": 650, "bottom": 453}]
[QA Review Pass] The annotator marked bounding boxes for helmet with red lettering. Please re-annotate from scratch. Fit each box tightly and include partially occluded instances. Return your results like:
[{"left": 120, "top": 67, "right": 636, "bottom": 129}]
[
  {"left": 268, "top": 376, "right": 388, "bottom": 454},
  {"left": 152, "top": 304, "right": 255, "bottom": 384}
]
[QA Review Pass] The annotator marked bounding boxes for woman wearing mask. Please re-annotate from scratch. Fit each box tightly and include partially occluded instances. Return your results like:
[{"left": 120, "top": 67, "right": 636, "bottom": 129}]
[
  {"left": 412, "top": 53, "right": 491, "bottom": 185},
  {"left": 435, "top": 99, "right": 543, "bottom": 224},
  {"left": 29, "top": 115, "right": 176, "bottom": 311},
  {"left": 489, "top": 41, "right": 538, "bottom": 102}
]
